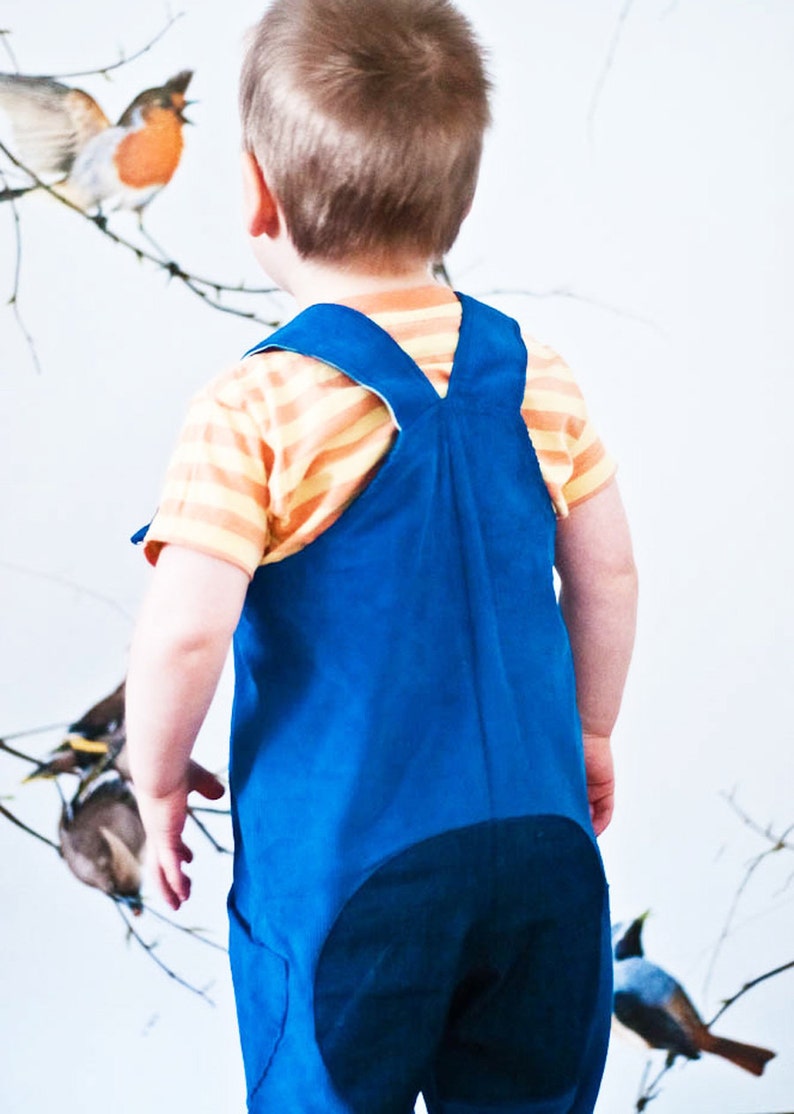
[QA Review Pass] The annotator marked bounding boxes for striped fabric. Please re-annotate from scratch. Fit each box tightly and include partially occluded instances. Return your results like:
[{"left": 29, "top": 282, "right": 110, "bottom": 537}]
[{"left": 144, "top": 286, "right": 615, "bottom": 577}]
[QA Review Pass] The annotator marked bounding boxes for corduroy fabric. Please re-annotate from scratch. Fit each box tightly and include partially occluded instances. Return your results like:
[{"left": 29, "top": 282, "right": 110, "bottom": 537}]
[{"left": 227, "top": 295, "right": 611, "bottom": 1113}]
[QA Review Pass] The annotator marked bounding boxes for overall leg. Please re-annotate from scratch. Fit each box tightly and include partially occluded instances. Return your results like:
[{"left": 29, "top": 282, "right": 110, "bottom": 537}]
[{"left": 422, "top": 817, "right": 611, "bottom": 1114}]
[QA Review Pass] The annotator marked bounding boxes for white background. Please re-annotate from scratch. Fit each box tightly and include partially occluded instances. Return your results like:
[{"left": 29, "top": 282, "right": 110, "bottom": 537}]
[{"left": 0, "top": 2, "right": 792, "bottom": 1112}]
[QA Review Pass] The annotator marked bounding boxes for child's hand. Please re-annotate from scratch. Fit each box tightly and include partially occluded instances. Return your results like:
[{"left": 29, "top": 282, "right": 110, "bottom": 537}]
[
  {"left": 136, "top": 760, "right": 225, "bottom": 910},
  {"left": 582, "top": 732, "right": 615, "bottom": 837}
]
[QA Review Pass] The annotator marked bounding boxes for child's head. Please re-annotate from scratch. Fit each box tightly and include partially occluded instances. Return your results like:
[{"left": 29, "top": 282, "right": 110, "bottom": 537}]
[{"left": 240, "top": 0, "right": 490, "bottom": 268}]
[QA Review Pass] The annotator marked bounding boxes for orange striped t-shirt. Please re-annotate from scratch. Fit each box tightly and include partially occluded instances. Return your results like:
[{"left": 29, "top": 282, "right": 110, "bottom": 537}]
[{"left": 143, "top": 286, "right": 615, "bottom": 577}]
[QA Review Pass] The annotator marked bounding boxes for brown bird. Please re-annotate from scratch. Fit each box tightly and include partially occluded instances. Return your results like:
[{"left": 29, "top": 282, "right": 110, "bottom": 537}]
[
  {"left": 0, "top": 70, "right": 192, "bottom": 217},
  {"left": 26, "top": 680, "right": 128, "bottom": 783},
  {"left": 59, "top": 775, "right": 145, "bottom": 911},
  {"left": 612, "top": 914, "right": 776, "bottom": 1076}
]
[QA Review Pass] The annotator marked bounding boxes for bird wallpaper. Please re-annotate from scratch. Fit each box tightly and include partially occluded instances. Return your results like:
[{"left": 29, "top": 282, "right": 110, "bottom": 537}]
[{"left": 0, "top": 2, "right": 792, "bottom": 1112}]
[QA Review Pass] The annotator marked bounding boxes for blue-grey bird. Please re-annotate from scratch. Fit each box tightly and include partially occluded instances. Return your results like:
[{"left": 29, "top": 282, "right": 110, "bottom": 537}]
[{"left": 612, "top": 914, "right": 775, "bottom": 1076}]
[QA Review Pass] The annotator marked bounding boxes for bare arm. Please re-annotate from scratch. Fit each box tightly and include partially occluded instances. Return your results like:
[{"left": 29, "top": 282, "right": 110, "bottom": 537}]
[
  {"left": 555, "top": 479, "right": 638, "bottom": 835},
  {"left": 126, "top": 545, "right": 250, "bottom": 908}
]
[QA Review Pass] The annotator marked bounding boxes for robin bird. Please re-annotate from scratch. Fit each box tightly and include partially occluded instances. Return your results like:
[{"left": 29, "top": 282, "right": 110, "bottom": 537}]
[
  {"left": 0, "top": 69, "right": 192, "bottom": 218},
  {"left": 59, "top": 774, "right": 145, "bottom": 911},
  {"left": 612, "top": 913, "right": 776, "bottom": 1076},
  {"left": 25, "top": 680, "right": 129, "bottom": 783}
]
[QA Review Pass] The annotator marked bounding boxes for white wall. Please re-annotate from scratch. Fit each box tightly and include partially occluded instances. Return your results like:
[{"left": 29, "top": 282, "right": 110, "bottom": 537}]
[{"left": 1, "top": 2, "right": 791, "bottom": 1111}]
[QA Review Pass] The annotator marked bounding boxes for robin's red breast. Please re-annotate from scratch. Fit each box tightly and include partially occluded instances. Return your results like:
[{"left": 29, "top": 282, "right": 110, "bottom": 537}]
[{"left": 0, "top": 70, "right": 192, "bottom": 215}]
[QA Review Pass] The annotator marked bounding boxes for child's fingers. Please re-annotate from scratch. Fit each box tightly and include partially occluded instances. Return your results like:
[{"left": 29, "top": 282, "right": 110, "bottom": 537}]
[
  {"left": 187, "top": 759, "right": 226, "bottom": 801},
  {"left": 157, "top": 846, "right": 193, "bottom": 909}
]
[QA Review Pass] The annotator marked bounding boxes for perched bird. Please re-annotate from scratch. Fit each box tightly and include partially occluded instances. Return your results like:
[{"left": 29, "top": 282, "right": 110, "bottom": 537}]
[
  {"left": 25, "top": 680, "right": 128, "bottom": 783},
  {"left": 0, "top": 70, "right": 192, "bottom": 217},
  {"left": 59, "top": 774, "right": 145, "bottom": 911},
  {"left": 612, "top": 914, "right": 776, "bottom": 1076}
]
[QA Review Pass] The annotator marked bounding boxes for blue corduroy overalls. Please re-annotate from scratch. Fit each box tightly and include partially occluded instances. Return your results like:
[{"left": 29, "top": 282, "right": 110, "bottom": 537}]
[{"left": 227, "top": 295, "right": 612, "bottom": 1114}]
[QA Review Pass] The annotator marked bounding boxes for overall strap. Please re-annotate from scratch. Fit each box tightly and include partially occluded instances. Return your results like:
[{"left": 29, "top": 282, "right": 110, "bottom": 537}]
[
  {"left": 448, "top": 293, "right": 528, "bottom": 414},
  {"left": 245, "top": 302, "right": 441, "bottom": 430}
]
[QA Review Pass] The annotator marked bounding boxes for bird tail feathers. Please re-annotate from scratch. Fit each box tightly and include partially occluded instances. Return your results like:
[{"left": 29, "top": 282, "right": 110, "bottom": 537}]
[{"left": 703, "top": 1032, "right": 776, "bottom": 1076}]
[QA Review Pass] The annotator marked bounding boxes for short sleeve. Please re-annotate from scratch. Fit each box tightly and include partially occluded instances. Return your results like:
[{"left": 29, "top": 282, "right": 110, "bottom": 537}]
[
  {"left": 143, "top": 386, "right": 272, "bottom": 578},
  {"left": 520, "top": 333, "right": 617, "bottom": 517}
]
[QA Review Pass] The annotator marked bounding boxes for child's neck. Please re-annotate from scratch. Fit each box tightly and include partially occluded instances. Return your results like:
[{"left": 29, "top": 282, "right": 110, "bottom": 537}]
[{"left": 287, "top": 256, "right": 439, "bottom": 309}]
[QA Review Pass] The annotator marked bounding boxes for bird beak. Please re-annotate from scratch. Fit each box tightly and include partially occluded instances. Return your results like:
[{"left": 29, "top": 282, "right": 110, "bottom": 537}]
[{"left": 180, "top": 100, "right": 197, "bottom": 125}]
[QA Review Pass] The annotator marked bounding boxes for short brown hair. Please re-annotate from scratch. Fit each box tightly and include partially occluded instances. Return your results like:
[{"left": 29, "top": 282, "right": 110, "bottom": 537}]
[{"left": 240, "top": 0, "right": 491, "bottom": 263}]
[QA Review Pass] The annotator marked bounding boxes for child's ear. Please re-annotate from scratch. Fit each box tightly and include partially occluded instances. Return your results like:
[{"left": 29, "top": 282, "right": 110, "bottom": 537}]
[{"left": 241, "top": 150, "right": 280, "bottom": 238}]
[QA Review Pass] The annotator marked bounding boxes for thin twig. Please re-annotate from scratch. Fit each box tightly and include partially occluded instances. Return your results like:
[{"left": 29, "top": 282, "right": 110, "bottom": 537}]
[
  {"left": 479, "top": 285, "right": 663, "bottom": 333},
  {"left": 144, "top": 903, "right": 228, "bottom": 953},
  {"left": 0, "top": 140, "right": 283, "bottom": 327},
  {"left": 0, "top": 29, "right": 20, "bottom": 72},
  {"left": 722, "top": 792, "right": 794, "bottom": 852},
  {"left": 0, "top": 725, "right": 67, "bottom": 749},
  {"left": 703, "top": 794, "right": 793, "bottom": 999},
  {"left": 0, "top": 800, "right": 60, "bottom": 850},
  {"left": 0, "top": 558, "right": 134, "bottom": 622},
  {"left": 188, "top": 806, "right": 233, "bottom": 854},
  {"left": 708, "top": 959, "right": 794, "bottom": 1028},
  {"left": 113, "top": 898, "right": 216, "bottom": 1005},
  {"left": 0, "top": 167, "right": 41, "bottom": 372},
  {"left": 24, "top": 13, "right": 185, "bottom": 82},
  {"left": 433, "top": 259, "right": 453, "bottom": 287},
  {"left": 635, "top": 1056, "right": 673, "bottom": 1111},
  {"left": 588, "top": 0, "right": 637, "bottom": 143}
]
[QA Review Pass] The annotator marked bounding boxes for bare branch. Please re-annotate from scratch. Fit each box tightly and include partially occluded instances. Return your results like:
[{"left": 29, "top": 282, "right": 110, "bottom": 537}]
[
  {"left": 588, "top": 0, "right": 637, "bottom": 143},
  {"left": 188, "top": 806, "right": 233, "bottom": 854},
  {"left": 23, "top": 13, "right": 185, "bottom": 82},
  {"left": 708, "top": 959, "right": 794, "bottom": 1028},
  {"left": 0, "top": 558, "right": 134, "bottom": 621},
  {"left": 703, "top": 794, "right": 794, "bottom": 999},
  {"left": 0, "top": 29, "right": 20, "bottom": 72},
  {"left": 1, "top": 737, "right": 48, "bottom": 765},
  {"left": 113, "top": 898, "right": 216, "bottom": 1005},
  {"left": 478, "top": 284, "right": 664, "bottom": 333},
  {"left": 635, "top": 1057, "right": 673, "bottom": 1112},
  {"left": 0, "top": 800, "right": 60, "bottom": 850},
  {"left": 433, "top": 259, "right": 453, "bottom": 287},
  {"left": 722, "top": 791, "right": 794, "bottom": 852},
  {"left": 0, "top": 724, "right": 68, "bottom": 747},
  {"left": 0, "top": 140, "right": 283, "bottom": 329},
  {"left": 144, "top": 903, "right": 228, "bottom": 953},
  {"left": 0, "top": 166, "right": 41, "bottom": 372}
]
